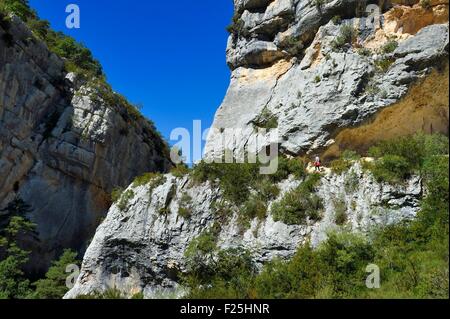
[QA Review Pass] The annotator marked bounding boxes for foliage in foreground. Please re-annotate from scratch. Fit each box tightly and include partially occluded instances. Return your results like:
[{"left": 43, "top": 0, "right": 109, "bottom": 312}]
[
  {"left": 191, "top": 155, "right": 306, "bottom": 227},
  {"left": 366, "top": 133, "right": 448, "bottom": 183},
  {"left": 31, "top": 250, "right": 78, "bottom": 299},
  {"left": 184, "top": 134, "right": 449, "bottom": 299},
  {"left": 0, "top": 195, "right": 79, "bottom": 299}
]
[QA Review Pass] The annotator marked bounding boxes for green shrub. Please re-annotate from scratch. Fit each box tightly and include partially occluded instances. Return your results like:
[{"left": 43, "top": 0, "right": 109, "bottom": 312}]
[
  {"left": 26, "top": 18, "right": 49, "bottom": 39},
  {"left": 226, "top": 13, "right": 246, "bottom": 36},
  {"left": 317, "top": 232, "right": 375, "bottom": 297},
  {"left": 178, "top": 193, "right": 193, "bottom": 219},
  {"left": 184, "top": 248, "right": 256, "bottom": 299},
  {"left": 211, "top": 199, "right": 234, "bottom": 222},
  {"left": 241, "top": 195, "right": 268, "bottom": 223},
  {"left": 271, "top": 175, "right": 323, "bottom": 225},
  {"left": 420, "top": 0, "right": 432, "bottom": 10},
  {"left": 254, "top": 179, "right": 280, "bottom": 201},
  {"left": 344, "top": 169, "right": 359, "bottom": 193},
  {"left": 374, "top": 57, "right": 395, "bottom": 72},
  {"left": 330, "top": 159, "right": 351, "bottom": 174},
  {"left": 184, "top": 226, "right": 221, "bottom": 279},
  {"left": 171, "top": 164, "right": 190, "bottom": 178},
  {"left": 0, "top": 213, "right": 36, "bottom": 299},
  {"left": 331, "top": 150, "right": 360, "bottom": 174},
  {"left": 333, "top": 198, "right": 348, "bottom": 226},
  {"left": 331, "top": 15, "right": 341, "bottom": 25},
  {"left": 117, "top": 189, "right": 135, "bottom": 211},
  {"left": 271, "top": 156, "right": 306, "bottom": 181},
  {"left": 111, "top": 187, "right": 124, "bottom": 203},
  {"left": 380, "top": 40, "right": 398, "bottom": 54},
  {"left": 77, "top": 288, "right": 126, "bottom": 299},
  {"left": 365, "top": 79, "right": 381, "bottom": 95},
  {"left": 357, "top": 47, "right": 372, "bottom": 56},
  {"left": 331, "top": 24, "right": 355, "bottom": 51},
  {"left": 149, "top": 175, "right": 167, "bottom": 194},
  {"left": 132, "top": 172, "right": 159, "bottom": 188},
  {"left": 0, "top": 0, "right": 34, "bottom": 21},
  {"left": 280, "top": 35, "right": 304, "bottom": 57},
  {"left": 31, "top": 250, "right": 79, "bottom": 299},
  {"left": 314, "top": 75, "right": 321, "bottom": 83},
  {"left": 253, "top": 107, "right": 278, "bottom": 129},
  {"left": 192, "top": 160, "right": 259, "bottom": 204},
  {"left": 367, "top": 133, "right": 449, "bottom": 184},
  {"left": 370, "top": 155, "right": 411, "bottom": 183}
]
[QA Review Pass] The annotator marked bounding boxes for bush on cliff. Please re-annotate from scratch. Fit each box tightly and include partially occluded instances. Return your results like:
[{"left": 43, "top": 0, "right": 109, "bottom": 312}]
[
  {"left": 185, "top": 134, "right": 449, "bottom": 299},
  {"left": 271, "top": 174, "right": 323, "bottom": 225},
  {"left": 31, "top": 249, "right": 79, "bottom": 299},
  {"left": 367, "top": 133, "right": 449, "bottom": 183},
  {"left": 0, "top": 215, "right": 36, "bottom": 299}
]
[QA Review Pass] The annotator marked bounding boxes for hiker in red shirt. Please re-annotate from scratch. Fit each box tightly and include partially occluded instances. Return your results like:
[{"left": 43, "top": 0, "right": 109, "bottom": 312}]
[{"left": 314, "top": 156, "right": 321, "bottom": 172}]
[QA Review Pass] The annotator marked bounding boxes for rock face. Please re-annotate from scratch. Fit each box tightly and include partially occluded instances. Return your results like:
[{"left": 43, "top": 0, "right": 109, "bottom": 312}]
[
  {"left": 66, "top": 1, "right": 448, "bottom": 298},
  {"left": 205, "top": 0, "right": 449, "bottom": 160},
  {"left": 0, "top": 16, "right": 172, "bottom": 273},
  {"left": 66, "top": 163, "right": 422, "bottom": 298}
]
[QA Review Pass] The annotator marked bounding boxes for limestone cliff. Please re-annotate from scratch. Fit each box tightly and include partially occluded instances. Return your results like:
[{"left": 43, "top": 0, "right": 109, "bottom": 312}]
[
  {"left": 67, "top": 1, "right": 448, "bottom": 298},
  {"left": 205, "top": 0, "right": 449, "bottom": 160},
  {"left": 0, "top": 15, "right": 172, "bottom": 273},
  {"left": 66, "top": 163, "right": 422, "bottom": 298}
]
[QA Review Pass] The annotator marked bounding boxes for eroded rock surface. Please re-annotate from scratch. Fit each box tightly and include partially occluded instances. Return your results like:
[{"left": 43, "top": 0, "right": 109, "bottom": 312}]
[
  {"left": 0, "top": 16, "right": 172, "bottom": 273},
  {"left": 206, "top": 1, "right": 449, "bottom": 160},
  {"left": 66, "top": 163, "right": 422, "bottom": 298}
]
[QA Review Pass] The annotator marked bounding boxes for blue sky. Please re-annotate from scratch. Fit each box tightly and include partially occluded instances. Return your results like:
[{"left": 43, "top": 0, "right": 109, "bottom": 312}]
[{"left": 29, "top": 0, "right": 233, "bottom": 162}]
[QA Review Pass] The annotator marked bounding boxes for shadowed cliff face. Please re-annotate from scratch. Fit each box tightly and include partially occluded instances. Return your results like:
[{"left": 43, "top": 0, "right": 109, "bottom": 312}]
[
  {"left": 0, "top": 16, "right": 172, "bottom": 274},
  {"left": 205, "top": 0, "right": 449, "bottom": 159}
]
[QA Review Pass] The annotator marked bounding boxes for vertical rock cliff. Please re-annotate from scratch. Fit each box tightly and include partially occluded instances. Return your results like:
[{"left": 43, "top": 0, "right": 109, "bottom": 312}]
[
  {"left": 205, "top": 0, "right": 449, "bottom": 160},
  {"left": 0, "top": 15, "right": 172, "bottom": 273}
]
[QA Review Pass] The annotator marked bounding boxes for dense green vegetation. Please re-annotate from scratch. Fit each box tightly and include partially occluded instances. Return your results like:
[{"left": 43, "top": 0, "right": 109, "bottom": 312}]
[
  {"left": 330, "top": 150, "right": 360, "bottom": 174},
  {"left": 271, "top": 174, "right": 323, "bottom": 225},
  {"left": 0, "top": 197, "right": 79, "bottom": 299},
  {"left": 184, "top": 134, "right": 449, "bottom": 299},
  {"left": 191, "top": 155, "right": 306, "bottom": 227},
  {"left": 366, "top": 133, "right": 448, "bottom": 184},
  {"left": 31, "top": 250, "right": 78, "bottom": 299}
]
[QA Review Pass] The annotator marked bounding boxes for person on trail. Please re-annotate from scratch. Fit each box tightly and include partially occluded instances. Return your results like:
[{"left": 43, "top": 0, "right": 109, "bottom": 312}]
[{"left": 314, "top": 156, "right": 321, "bottom": 172}]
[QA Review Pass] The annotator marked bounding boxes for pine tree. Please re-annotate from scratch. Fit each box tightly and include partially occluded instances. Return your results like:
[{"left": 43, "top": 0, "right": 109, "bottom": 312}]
[
  {"left": 31, "top": 249, "right": 79, "bottom": 299},
  {"left": 0, "top": 216, "right": 36, "bottom": 299}
]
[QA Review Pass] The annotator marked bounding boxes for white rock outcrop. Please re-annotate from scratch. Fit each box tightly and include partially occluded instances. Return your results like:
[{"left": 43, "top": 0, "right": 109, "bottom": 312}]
[
  {"left": 206, "top": 1, "right": 449, "bottom": 159},
  {"left": 66, "top": 163, "right": 422, "bottom": 298}
]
